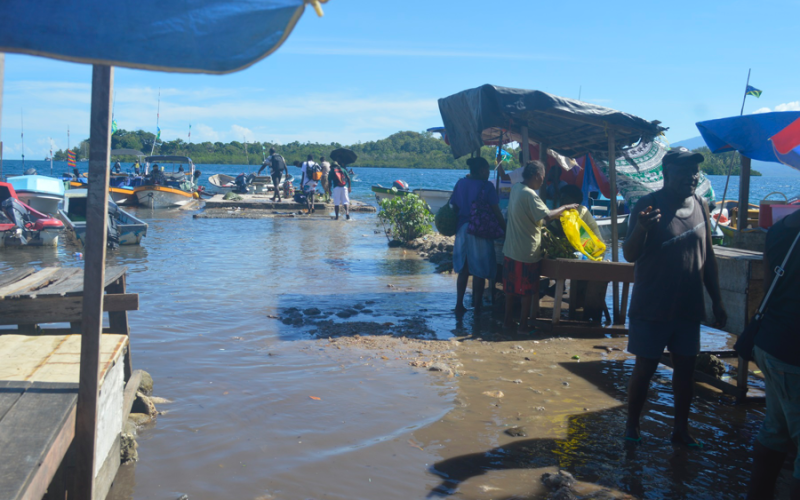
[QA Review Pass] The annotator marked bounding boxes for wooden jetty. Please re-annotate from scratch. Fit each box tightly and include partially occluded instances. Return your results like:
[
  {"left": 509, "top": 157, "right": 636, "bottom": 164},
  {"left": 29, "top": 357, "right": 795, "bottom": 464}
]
[
  {"left": 201, "top": 193, "right": 377, "bottom": 214},
  {"left": 0, "top": 266, "right": 140, "bottom": 500}
]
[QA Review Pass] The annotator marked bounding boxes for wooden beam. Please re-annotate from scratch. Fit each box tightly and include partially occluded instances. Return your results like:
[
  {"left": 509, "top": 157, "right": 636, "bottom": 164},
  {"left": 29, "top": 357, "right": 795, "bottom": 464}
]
[
  {"left": 122, "top": 370, "right": 144, "bottom": 423},
  {"left": 738, "top": 155, "right": 751, "bottom": 230},
  {"left": 607, "top": 130, "right": 622, "bottom": 324},
  {"left": 0, "top": 293, "right": 138, "bottom": 325},
  {"left": 75, "top": 64, "right": 113, "bottom": 500}
]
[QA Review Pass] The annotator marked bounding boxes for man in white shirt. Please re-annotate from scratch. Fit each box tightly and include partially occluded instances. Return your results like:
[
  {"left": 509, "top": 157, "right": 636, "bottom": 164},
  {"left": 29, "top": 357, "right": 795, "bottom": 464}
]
[{"left": 300, "top": 154, "right": 319, "bottom": 213}]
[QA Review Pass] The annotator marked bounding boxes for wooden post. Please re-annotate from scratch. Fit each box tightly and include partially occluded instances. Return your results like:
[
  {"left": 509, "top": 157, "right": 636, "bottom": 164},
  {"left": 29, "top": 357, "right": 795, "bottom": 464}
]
[
  {"left": 521, "top": 126, "right": 530, "bottom": 165},
  {"left": 738, "top": 155, "right": 751, "bottom": 230},
  {"left": 75, "top": 64, "right": 113, "bottom": 500},
  {"left": 0, "top": 52, "right": 4, "bottom": 179},
  {"left": 607, "top": 130, "right": 621, "bottom": 323}
]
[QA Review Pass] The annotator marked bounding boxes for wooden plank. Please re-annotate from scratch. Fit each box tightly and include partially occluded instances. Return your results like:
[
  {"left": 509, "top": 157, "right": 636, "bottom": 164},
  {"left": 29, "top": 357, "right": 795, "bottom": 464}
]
[
  {"left": 122, "top": 370, "right": 143, "bottom": 423},
  {"left": 0, "top": 381, "right": 31, "bottom": 421},
  {"left": 0, "top": 268, "right": 62, "bottom": 300},
  {"left": 93, "top": 430, "right": 121, "bottom": 500},
  {"left": 540, "top": 258, "right": 635, "bottom": 282},
  {"left": 0, "top": 293, "right": 139, "bottom": 326},
  {"left": 0, "top": 382, "right": 78, "bottom": 500},
  {"left": 0, "top": 268, "right": 36, "bottom": 289},
  {"left": 34, "top": 271, "right": 87, "bottom": 298},
  {"left": 9, "top": 268, "right": 81, "bottom": 299},
  {"left": 75, "top": 63, "right": 114, "bottom": 500}
]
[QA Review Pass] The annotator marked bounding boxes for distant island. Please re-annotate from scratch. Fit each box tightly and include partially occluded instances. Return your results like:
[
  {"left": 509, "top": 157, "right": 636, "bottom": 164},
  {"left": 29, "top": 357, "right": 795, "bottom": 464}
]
[{"left": 53, "top": 130, "right": 760, "bottom": 175}]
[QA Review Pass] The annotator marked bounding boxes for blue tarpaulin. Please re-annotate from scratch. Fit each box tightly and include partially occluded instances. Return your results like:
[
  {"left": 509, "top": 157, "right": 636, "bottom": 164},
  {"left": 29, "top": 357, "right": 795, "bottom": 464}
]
[
  {"left": 696, "top": 111, "right": 800, "bottom": 171},
  {"left": 0, "top": 0, "right": 307, "bottom": 74}
]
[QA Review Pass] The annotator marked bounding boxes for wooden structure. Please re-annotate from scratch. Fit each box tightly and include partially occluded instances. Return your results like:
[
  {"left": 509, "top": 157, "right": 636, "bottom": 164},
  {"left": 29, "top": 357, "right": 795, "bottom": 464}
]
[
  {"left": 0, "top": 266, "right": 139, "bottom": 500},
  {"left": 535, "top": 258, "right": 635, "bottom": 334}
]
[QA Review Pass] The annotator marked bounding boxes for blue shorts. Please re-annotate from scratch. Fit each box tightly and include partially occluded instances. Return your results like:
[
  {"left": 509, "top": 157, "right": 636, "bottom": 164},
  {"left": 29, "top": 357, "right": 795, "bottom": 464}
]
[
  {"left": 627, "top": 318, "right": 700, "bottom": 359},
  {"left": 754, "top": 346, "right": 800, "bottom": 479}
]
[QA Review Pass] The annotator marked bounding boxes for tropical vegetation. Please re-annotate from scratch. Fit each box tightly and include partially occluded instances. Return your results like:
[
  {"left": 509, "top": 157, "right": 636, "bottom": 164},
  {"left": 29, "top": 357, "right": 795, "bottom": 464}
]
[{"left": 377, "top": 194, "right": 434, "bottom": 243}]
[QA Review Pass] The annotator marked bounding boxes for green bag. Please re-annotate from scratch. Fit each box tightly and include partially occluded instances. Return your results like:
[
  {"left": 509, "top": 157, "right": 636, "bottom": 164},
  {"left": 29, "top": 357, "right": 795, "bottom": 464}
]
[{"left": 435, "top": 203, "right": 458, "bottom": 237}]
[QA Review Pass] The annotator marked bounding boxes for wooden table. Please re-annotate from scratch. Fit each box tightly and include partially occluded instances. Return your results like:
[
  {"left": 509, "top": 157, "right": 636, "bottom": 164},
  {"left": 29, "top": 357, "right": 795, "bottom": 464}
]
[
  {"left": 538, "top": 258, "right": 635, "bottom": 331},
  {"left": 0, "top": 266, "right": 138, "bottom": 500}
]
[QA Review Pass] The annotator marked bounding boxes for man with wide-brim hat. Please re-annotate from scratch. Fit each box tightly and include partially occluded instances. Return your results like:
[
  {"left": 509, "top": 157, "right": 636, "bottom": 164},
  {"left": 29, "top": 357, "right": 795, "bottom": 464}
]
[{"left": 622, "top": 146, "right": 727, "bottom": 448}]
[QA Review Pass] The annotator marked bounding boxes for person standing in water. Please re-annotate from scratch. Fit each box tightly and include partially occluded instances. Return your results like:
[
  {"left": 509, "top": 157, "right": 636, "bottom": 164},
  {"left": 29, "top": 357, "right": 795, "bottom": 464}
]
[
  {"left": 300, "top": 154, "right": 321, "bottom": 213},
  {"left": 328, "top": 162, "right": 351, "bottom": 220},
  {"left": 622, "top": 147, "right": 726, "bottom": 447},
  {"left": 319, "top": 156, "right": 331, "bottom": 199}
]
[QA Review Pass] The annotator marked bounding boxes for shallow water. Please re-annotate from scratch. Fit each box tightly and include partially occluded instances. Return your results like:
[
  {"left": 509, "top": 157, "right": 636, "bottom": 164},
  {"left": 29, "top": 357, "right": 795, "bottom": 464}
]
[{"left": 1, "top": 162, "right": 797, "bottom": 499}]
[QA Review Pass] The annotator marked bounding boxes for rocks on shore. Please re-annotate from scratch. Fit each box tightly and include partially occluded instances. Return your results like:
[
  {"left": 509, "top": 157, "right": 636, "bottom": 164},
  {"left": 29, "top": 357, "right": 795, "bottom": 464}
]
[
  {"left": 404, "top": 234, "right": 455, "bottom": 273},
  {"left": 123, "top": 370, "right": 170, "bottom": 464}
]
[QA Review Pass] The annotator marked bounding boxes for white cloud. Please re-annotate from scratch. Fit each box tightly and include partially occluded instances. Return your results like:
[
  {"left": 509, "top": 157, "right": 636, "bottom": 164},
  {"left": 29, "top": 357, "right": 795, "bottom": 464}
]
[
  {"left": 231, "top": 125, "right": 255, "bottom": 142},
  {"left": 752, "top": 101, "right": 800, "bottom": 114}
]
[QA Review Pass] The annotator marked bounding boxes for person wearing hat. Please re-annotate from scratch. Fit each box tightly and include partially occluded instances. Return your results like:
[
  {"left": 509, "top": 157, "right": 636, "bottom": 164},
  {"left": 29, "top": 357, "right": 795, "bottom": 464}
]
[
  {"left": 450, "top": 156, "right": 506, "bottom": 314},
  {"left": 622, "top": 147, "right": 726, "bottom": 447}
]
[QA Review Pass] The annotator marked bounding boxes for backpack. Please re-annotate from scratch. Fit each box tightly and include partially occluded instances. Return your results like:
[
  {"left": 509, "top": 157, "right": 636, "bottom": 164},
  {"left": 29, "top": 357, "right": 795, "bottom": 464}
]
[
  {"left": 332, "top": 166, "right": 347, "bottom": 187},
  {"left": 270, "top": 154, "right": 286, "bottom": 175},
  {"left": 306, "top": 162, "right": 322, "bottom": 181}
]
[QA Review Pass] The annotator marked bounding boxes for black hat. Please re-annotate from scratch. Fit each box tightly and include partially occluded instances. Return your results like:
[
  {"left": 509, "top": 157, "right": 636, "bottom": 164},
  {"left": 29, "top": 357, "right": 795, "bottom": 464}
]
[
  {"left": 466, "top": 157, "right": 490, "bottom": 170},
  {"left": 269, "top": 147, "right": 276, "bottom": 154},
  {"left": 663, "top": 147, "right": 704, "bottom": 167}
]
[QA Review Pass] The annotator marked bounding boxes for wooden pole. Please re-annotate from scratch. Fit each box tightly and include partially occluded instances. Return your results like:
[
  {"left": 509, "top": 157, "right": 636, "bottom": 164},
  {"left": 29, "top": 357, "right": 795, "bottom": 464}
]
[
  {"left": 521, "top": 126, "right": 530, "bottom": 165},
  {"left": 75, "top": 64, "right": 113, "bottom": 500},
  {"left": 738, "top": 155, "right": 751, "bottom": 230},
  {"left": 538, "top": 140, "right": 549, "bottom": 202},
  {"left": 0, "top": 53, "right": 4, "bottom": 179},
  {"left": 740, "top": 68, "right": 751, "bottom": 117},
  {"left": 607, "top": 129, "right": 621, "bottom": 323}
]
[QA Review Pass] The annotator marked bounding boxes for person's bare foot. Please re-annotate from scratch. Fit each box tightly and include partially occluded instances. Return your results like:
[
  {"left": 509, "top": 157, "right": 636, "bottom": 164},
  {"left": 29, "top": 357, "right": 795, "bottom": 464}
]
[
  {"left": 671, "top": 428, "right": 702, "bottom": 448},
  {"left": 455, "top": 304, "right": 468, "bottom": 315},
  {"left": 624, "top": 425, "right": 641, "bottom": 443}
]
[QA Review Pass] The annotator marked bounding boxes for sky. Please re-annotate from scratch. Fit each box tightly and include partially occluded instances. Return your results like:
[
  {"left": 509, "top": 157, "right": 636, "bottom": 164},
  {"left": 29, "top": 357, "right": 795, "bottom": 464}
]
[{"left": 2, "top": 0, "right": 800, "bottom": 162}]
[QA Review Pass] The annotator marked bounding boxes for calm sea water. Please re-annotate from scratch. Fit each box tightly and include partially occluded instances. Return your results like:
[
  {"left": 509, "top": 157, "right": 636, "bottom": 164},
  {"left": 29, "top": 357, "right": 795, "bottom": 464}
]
[{"left": 0, "top": 159, "right": 796, "bottom": 499}]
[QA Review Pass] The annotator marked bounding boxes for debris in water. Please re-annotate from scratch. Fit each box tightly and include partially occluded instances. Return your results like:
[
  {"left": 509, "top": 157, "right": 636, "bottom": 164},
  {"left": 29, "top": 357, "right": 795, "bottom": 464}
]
[
  {"left": 482, "top": 390, "right": 504, "bottom": 398},
  {"left": 267, "top": 315, "right": 279, "bottom": 319},
  {"left": 571, "top": 355, "right": 580, "bottom": 360},
  {"left": 505, "top": 426, "right": 527, "bottom": 437},
  {"left": 408, "top": 439, "right": 424, "bottom": 451},
  {"left": 309, "top": 396, "right": 321, "bottom": 400}
]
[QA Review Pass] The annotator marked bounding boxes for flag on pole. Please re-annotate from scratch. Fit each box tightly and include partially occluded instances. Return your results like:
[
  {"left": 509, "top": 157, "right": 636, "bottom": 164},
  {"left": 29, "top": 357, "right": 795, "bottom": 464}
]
[
  {"left": 111, "top": 120, "right": 118, "bottom": 134},
  {"left": 745, "top": 85, "right": 763, "bottom": 98},
  {"left": 188, "top": 124, "right": 191, "bottom": 140},
  {"left": 67, "top": 149, "right": 77, "bottom": 168},
  {"left": 156, "top": 126, "right": 161, "bottom": 141}
]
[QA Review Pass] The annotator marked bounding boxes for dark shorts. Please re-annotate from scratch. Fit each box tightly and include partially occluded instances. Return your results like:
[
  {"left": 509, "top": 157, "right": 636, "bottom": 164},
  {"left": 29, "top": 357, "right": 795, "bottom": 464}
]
[
  {"left": 272, "top": 173, "right": 282, "bottom": 185},
  {"left": 627, "top": 318, "right": 701, "bottom": 359},
  {"left": 503, "top": 257, "right": 541, "bottom": 296}
]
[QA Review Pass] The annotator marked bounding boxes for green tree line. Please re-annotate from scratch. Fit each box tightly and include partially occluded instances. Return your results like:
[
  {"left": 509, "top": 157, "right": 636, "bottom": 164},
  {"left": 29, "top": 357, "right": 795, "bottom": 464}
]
[{"left": 692, "top": 146, "right": 762, "bottom": 176}]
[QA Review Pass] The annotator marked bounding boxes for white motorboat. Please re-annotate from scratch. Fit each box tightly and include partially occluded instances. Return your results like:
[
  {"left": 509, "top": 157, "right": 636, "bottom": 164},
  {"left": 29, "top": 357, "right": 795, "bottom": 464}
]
[
  {"left": 413, "top": 189, "right": 452, "bottom": 214},
  {"left": 134, "top": 155, "right": 198, "bottom": 208},
  {"left": 60, "top": 189, "right": 148, "bottom": 246},
  {"left": 208, "top": 174, "right": 237, "bottom": 194},
  {"left": 6, "top": 174, "right": 65, "bottom": 215}
]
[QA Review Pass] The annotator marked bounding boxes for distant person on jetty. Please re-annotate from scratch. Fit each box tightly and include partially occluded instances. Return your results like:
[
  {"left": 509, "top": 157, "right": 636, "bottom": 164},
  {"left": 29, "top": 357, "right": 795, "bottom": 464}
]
[
  {"left": 745, "top": 209, "right": 800, "bottom": 499},
  {"left": 450, "top": 157, "right": 505, "bottom": 314},
  {"left": 319, "top": 156, "right": 331, "bottom": 199},
  {"left": 262, "top": 148, "right": 288, "bottom": 202},
  {"left": 113, "top": 160, "right": 122, "bottom": 173},
  {"left": 133, "top": 159, "right": 141, "bottom": 174},
  {"left": 328, "top": 162, "right": 351, "bottom": 220},
  {"left": 622, "top": 146, "right": 726, "bottom": 447},
  {"left": 502, "top": 161, "right": 577, "bottom": 332},
  {"left": 300, "top": 155, "right": 322, "bottom": 213}
]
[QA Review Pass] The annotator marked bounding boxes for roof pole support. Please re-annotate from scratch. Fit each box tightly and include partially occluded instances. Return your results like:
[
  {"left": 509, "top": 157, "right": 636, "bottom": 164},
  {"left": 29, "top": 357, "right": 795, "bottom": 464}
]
[{"left": 607, "top": 128, "right": 621, "bottom": 324}]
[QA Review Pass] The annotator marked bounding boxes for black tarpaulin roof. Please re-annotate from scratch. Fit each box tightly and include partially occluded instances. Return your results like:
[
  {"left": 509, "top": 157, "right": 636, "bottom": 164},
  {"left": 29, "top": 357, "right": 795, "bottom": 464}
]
[{"left": 438, "top": 84, "right": 667, "bottom": 159}]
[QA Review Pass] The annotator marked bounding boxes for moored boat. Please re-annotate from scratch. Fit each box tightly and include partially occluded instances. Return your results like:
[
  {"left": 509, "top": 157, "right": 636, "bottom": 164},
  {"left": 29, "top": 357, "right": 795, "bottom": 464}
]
[
  {"left": 0, "top": 182, "right": 64, "bottom": 247},
  {"left": 208, "top": 174, "right": 237, "bottom": 194},
  {"left": 372, "top": 181, "right": 412, "bottom": 205},
  {"left": 59, "top": 189, "right": 147, "bottom": 246},
  {"left": 413, "top": 188, "right": 452, "bottom": 214},
  {"left": 134, "top": 155, "right": 199, "bottom": 208},
  {"left": 6, "top": 174, "right": 65, "bottom": 215},
  {"left": 134, "top": 185, "right": 196, "bottom": 208}
]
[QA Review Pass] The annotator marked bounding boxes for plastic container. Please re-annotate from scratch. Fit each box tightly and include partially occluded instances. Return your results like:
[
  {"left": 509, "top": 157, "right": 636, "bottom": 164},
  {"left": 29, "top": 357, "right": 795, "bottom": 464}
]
[{"left": 759, "top": 192, "right": 788, "bottom": 229}]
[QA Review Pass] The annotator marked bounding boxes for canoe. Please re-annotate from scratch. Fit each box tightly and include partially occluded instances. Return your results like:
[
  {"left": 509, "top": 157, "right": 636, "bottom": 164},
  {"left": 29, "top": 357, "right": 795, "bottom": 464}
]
[
  {"left": 208, "top": 174, "right": 237, "bottom": 194},
  {"left": 0, "top": 182, "right": 64, "bottom": 247},
  {"left": 6, "top": 174, "right": 65, "bottom": 215},
  {"left": 413, "top": 189, "right": 451, "bottom": 214},
  {"left": 59, "top": 189, "right": 147, "bottom": 246},
  {"left": 134, "top": 185, "right": 195, "bottom": 208}
]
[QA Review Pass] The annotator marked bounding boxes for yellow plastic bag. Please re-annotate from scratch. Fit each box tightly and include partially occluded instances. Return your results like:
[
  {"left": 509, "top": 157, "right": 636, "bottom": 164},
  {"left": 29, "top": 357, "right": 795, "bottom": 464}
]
[{"left": 560, "top": 208, "right": 606, "bottom": 261}]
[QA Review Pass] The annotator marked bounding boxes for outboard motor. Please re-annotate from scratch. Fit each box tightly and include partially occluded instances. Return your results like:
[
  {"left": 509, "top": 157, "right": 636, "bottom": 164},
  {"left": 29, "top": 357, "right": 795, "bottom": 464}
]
[
  {"left": 393, "top": 179, "right": 409, "bottom": 191},
  {"left": 235, "top": 173, "right": 250, "bottom": 194},
  {"left": 1, "top": 198, "right": 30, "bottom": 245},
  {"left": 24, "top": 167, "right": 37, "bottom": 176}
]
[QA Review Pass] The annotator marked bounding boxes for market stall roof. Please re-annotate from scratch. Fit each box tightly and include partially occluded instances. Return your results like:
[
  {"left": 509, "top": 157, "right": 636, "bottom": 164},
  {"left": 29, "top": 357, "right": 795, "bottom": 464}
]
[
  {"left": 696, "top": 111, "right": 800, "bottom": 171},
  {"left": 0, "top": 0, "right": 309, "bottom": 74},
  {"left": 438, "top": 84, "right": 667, "bottom": 159}
]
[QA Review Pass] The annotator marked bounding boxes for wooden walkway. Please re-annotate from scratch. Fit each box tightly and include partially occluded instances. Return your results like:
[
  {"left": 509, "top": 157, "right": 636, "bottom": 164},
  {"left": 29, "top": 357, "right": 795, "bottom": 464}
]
[{"left": 0, "top": 266, "right": 138, "bottom": 500}]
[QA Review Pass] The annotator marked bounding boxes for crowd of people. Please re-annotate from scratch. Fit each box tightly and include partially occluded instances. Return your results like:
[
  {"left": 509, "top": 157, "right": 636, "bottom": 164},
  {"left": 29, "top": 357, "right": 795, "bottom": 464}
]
[{"left": 448, "top": 149, "right": 800, "bottom": 494}]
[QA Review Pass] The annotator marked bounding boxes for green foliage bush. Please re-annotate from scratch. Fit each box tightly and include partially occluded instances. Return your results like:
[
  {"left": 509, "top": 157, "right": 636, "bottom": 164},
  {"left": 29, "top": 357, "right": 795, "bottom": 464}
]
[{"left": 378, "top": 193, "right": 434, "bottom": 243}]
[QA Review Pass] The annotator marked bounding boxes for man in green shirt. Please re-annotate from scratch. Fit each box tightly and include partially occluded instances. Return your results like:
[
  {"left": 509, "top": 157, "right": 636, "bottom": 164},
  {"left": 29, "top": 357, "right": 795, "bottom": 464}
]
[{"left": 502, "top": 161, "right": 577, "bottom": 332}]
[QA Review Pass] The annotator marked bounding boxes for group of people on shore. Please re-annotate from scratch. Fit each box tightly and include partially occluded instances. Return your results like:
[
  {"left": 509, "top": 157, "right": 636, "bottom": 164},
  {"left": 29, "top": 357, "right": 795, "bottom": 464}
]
[
  {"left": 258, "top": 149, "right": 353, "bottom": 219},
  {"left": 448, "top": 149, "right": 800, "bottom": 496}
]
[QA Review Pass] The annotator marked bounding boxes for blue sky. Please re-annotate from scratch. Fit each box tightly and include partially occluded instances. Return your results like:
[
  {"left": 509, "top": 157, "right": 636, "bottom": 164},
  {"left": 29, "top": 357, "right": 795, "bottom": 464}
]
[{"left": 2, "top": 0, "right": 800, "bottom": 162}]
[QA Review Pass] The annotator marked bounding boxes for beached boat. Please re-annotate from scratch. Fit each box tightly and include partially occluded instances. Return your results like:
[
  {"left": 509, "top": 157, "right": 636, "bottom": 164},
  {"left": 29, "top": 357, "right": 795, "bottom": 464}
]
[
  {"left": 372, "top": 183, "right": 412, "bottom": 206},
  {"left": 208, "top": 174, "right": 237, "bottom": 194},
  {"left": 413, "top": 189, "right": 452, "bottom": 214},
  {"left": 134, "top": 155, "right": 198, "bottom": 208},
  {"left": 59, "top": 189, "right": 147, "bottom": 246},
  {"left": 250, "top": 174, "right": 295, "bottom": 193},
  {"left": 0, "top": 182, "right": 64, "bottom": 247},
  {"left": 6, "top": 174, "right": 65, "bottom": 215},
  {"left": 108, "top": 149, "right": 147, "bottom": 205}
]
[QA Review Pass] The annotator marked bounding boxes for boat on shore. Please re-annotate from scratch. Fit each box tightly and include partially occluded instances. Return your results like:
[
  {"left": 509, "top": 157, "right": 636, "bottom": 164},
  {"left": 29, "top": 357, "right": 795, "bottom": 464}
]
[
  {"left": 208, "top": 174, "right": 237, "bottom": 194},
  {"left": 135, "top": 155, "right": 198, "bottom": 208},
  {"left": 413, "top": 188, "right": 452, "bottom": 214},
  {"left": 6, "top": 174, "right": 65, "bottom": 215},
  {"left": 0, "top": 182, "right": 64, "bottom": 247},
  {"left": 59, "top": 189, "right": 147, "bottom": 246}
]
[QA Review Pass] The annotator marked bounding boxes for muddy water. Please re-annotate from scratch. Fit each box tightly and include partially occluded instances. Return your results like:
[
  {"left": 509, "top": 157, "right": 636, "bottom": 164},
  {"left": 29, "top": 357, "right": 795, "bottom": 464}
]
[{"left": 0, "top": 207, "right": 783, "bottom": 499}]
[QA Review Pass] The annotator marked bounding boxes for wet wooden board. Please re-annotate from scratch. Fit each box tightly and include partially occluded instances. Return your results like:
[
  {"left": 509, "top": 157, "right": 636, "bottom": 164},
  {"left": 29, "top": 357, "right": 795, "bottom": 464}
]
[
  {"left": 0, "top": 266, "right": 128, "bottom": 300},
  {"left": 0, "top": 293, "right": 138, "bottom": 326},
  {"left": 0, "top": 268, "right": 63, "bottom": 300},
  {"left": 0, "top": 268, "right": 36, "bottom": 289},
  {"left": 0, "top": 382, "right": 78, "bottom": 500},
  {"left": 6, "top": 268, "right": 81, "bottom": 299}
]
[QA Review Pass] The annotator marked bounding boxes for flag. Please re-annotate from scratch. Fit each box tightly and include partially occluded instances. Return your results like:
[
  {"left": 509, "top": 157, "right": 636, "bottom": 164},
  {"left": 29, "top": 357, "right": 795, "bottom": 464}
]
[
  {"left": 745, "top": 85, "right": 762, "bottom": 98},
  {"left": 67, "top": 149, "right": 77, "bottom": 167},
  {"left": 495, "top": 147, "right": 512, "bottom": 163},
  {"left": 188, "top": 124, "right": 191, "bottom": 139},
  {"left": 156, "top": 126, "right": 161, "bottom": 141},
  {"left": 111, "top": 120, "right": 118, "bottom": 134}
]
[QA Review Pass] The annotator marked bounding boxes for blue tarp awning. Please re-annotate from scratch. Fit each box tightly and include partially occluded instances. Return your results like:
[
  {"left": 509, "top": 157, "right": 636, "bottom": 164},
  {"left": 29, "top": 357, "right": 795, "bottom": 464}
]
[
  {"left": 696, "top": 111, "right": 800, "bottom": 171},
  {"left": 0, "top": 0, "right": 307, "bottom": 74}
]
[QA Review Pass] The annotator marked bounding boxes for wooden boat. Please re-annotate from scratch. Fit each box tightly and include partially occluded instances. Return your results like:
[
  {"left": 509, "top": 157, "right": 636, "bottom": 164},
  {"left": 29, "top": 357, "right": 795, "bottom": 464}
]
[
  {"left": 0, "top": 182, "right": 64, "bottom": 247},
  {"left": 371, "top": 184, "right": 412, "bottom": 205},
  {"left": 134, "top": 155, "right": 198, "bottom": 208},
  {"left": 208, "top": 173, "right": 236, "bottom": 194},
  {"left": 59, "top": 189, "right": 147, "bottom": 246},
  {"left": 6, "top": 174, "right": 65, "bottom": 215}
]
